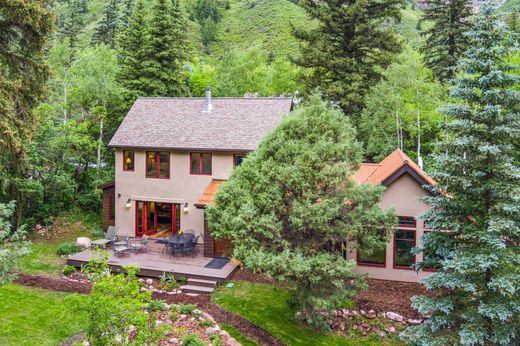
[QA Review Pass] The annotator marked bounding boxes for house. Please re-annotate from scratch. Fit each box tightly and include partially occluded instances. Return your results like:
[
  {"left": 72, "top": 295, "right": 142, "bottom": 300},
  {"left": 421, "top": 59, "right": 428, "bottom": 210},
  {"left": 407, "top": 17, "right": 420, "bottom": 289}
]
[{"left": 104, "top": 90, "right": 435, "bottom": 283}]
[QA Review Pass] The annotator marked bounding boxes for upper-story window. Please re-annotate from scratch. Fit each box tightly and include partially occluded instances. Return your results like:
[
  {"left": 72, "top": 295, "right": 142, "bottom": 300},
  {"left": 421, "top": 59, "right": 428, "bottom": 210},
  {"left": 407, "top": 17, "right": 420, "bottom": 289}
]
[
  {"left": 146, "top": 151, "right": 170, "bottom": 178},
  {"left": 234, "top": 154, "right": 246, "bottom": 167},
  {"left": 398, "top": 216, "right": 416, "bottom": 228},
  {"left": 190, "top": 153, "right": 211, "bottom": 175},
  {"left": 123, "top": 150, "right": 135, "bottom": 171}
]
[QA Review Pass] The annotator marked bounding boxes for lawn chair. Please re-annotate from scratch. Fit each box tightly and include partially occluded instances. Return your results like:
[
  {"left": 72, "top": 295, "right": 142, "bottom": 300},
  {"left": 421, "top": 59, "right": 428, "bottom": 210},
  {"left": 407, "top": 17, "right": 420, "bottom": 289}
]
[
  {"left": 181, "top": 236, "right": 199, "bottom": 257},
  {"left": 130, "top": 235, "right": 148, "bottom": 253},
  {"left": 91, "top": 226, "right": 119, "bottom": 249},
  {"left": 113, "top": 236, "right": 130, "bottom": 256}
]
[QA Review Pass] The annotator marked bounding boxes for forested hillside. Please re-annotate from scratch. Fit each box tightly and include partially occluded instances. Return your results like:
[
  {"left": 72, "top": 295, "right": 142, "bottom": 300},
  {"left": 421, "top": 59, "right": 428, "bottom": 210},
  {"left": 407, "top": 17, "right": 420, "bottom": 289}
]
[{"left": 1, "top": 0, "right": 518, "bottom": 227}]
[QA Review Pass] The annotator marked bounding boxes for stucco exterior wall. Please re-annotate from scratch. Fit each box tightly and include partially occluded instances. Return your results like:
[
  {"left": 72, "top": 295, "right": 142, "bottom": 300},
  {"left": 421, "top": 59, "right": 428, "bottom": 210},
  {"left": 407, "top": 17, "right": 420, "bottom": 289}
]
[
  {"left": 114, "top": 149, "right": 237, "bottom": 242},
  {"left": 347, "top": 173, "right": 433, "bottom": 283}
]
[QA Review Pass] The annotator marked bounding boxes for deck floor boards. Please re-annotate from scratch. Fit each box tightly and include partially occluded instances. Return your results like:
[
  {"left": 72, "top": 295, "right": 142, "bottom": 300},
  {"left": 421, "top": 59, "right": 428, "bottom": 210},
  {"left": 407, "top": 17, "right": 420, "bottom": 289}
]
[{"left": 67, "top": 240, "right": 237, "bottom": 281}]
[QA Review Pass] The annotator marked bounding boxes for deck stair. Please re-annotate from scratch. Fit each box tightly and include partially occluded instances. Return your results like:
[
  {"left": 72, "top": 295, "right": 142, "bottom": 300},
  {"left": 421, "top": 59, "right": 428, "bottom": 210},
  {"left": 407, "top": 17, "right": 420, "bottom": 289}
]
[{"left": 182, "top": 278, "right": 218, "bottom": 293}]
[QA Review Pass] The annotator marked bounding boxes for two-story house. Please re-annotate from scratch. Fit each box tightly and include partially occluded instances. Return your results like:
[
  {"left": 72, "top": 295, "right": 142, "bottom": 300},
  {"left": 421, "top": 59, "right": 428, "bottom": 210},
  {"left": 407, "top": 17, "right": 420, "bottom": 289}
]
[{"left": 103, "top": 91, "right": 436, "bottom": 283}]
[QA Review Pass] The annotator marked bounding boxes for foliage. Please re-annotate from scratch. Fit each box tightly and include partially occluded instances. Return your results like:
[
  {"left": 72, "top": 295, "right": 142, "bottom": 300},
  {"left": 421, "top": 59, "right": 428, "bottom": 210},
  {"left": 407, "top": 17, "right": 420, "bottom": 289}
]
[
  {"left": 360, "top": 44, "right": 445, "bottom": 163},
  {"left": 148, "top": 299, "right": 167, "bottom": 311},
  {"left": 0, "top": 202, "right": 30, "bottom": 285},
  {"left": 92, "top": 0, "right": 119, "bottom": 48},
  {"left": 402, "top": 6, "right": 520, "bottom": 345},
  {"left": 182, "top": 334, "right": 206, "bottom": 346},
  {"left": 0, "top": 0, "right": 54, "bottom": 227},
  {"left": 292, "top": 0, "right": 402, "bottom": 125},
  {"left": 206, "top": 95, "right": 396, "bottom": 329},
  {"left": 212, "top": 281, "right": 401, "bottom": 346},
  {"left": 0, "top": 284, "right": 87, "bottom": 346},
  {"left": 68, "top": 257, "right": 156, "bottom": 345},
  {"left": 420, "top": 0, "right": 473, "bottom": 83},
  {"left": 179, "top": 303, "right": 198, "bottom": 315},
  {"left": 56, "top": 242, "right": 81, "bottom": 256},
  {"left": 62, "top": 265, "right": 76, "bottom": 276},
  {"left": 141, "top": 0, "right": 191, "bottom": 96}
]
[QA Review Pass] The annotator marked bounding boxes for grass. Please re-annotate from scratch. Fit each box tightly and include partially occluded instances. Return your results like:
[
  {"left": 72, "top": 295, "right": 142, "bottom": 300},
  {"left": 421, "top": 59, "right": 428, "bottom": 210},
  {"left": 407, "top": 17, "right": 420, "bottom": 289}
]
[
  {"left": 20, "top": 210, "right": 102, "bottom": 276},
  {"left": 212, "top": 281, "right": 403, "bottom": 346},
  {"left": 0, "top": 283, "right": 87, "bottom": 346},
  {"left": 220, "top": 323, "right": 259, "bottom": 346}
]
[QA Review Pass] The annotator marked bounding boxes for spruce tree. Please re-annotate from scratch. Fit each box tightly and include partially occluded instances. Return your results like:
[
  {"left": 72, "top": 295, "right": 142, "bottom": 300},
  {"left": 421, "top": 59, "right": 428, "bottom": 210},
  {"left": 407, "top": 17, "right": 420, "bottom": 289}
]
[
  {"left": 92, "top": 0, "right": 120, "bottom": 48},
  {"left": 420, "top": 0, "right": 472, "bottom": 83},
  {"left": 402, "top": 6, "right": 520, "bottom": 346},
  {"left": 292, "top": 0, "right": 402, "bottom": 125},
  {"left": 61, "top": 0, "right": 84, "bottom": 62},
  {"left": 117, "top": 0, "right": 148, "bottom": 101},
  {"left": 141, "top": 0, "right": 190, "bottom": 96},
  {"left": 118, "top": 0, "right": 135, "bottom": 31}
]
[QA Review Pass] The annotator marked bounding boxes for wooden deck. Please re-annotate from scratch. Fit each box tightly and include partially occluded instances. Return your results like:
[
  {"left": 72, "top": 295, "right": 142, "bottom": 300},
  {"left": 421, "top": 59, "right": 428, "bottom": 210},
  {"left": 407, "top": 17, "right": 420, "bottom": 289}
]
[{"left": 67, "top": 240, "right": 237, "bottom": 282}]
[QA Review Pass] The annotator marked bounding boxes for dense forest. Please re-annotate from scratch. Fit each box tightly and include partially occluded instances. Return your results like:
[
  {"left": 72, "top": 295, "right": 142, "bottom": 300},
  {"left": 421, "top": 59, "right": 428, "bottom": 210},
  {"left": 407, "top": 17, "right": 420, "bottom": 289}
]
[{"left": 1, "top": 0, "right": 518, "bottom": 228}]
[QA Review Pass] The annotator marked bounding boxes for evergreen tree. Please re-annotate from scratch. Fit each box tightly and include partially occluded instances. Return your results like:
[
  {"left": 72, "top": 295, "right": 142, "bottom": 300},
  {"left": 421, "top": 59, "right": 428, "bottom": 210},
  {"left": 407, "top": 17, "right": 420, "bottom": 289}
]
[
  {"left": 420, "top": 0, "right": 472, "bottom": 83},
  {"left": 141, "top": 0, "right": 190, "bottom": 96},
  {"left": 292, "top": 0, "right": 402, "bottom": 125},
  {"left": 61, "top": 0, "right": 84, "bottom": 62},
  {"left": 402, "top": 6, "right": 520, "bottom": 345},
  {"left": 206, "top": 95, "right": 396, "bottom": 330},
  {"left": 117, "top": 0, "right": 148, "bottom": 101},
  {"left": 92, "top": 0, "right": 120, "bottom": 48},
  {"left": 118, "top": 0, "right": 135, "bottom": 31},
  {"left": 505, "top": 6, "right": 520, "bottom": 42},
  {"left": 0, "top": 0, "right": 54, "bottom": 226}
]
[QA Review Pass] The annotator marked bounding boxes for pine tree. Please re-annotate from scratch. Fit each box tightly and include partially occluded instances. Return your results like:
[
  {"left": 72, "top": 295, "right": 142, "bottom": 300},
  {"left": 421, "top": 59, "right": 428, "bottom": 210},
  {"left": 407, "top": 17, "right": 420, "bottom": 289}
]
[
  {"left": 61, "top": 0, "right": 84, "bottom": 62},
  {"left": 292, "top": 0, "right": 402, "bottom": 126},
  {"left": 505, "top": 6, "right": 520, "bottom": 42},
  {"left": 118, "top": 0, "right": 135, "bottom": 31},
  {"left": 141, "top": 0, "right": 190, "bottom": 96},
  {"left": 402, "top": 6, "right": 520, "bottom": 346},
  {"left": 117, "top": 0, "right": 148, "bottom": 101},
  {"left": 92, "top": 0, "right": 120, "bottom": 48},
  {"left": 420, "top": 0, "right": 472, "bottom": 83}
]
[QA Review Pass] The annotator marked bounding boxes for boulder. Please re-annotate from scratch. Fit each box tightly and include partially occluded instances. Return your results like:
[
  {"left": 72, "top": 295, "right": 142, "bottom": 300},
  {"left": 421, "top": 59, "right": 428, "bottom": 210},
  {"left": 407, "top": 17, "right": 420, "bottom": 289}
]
[
  {"left": 407, "top": 318, "right": 423, "bottom": 325},
  {"left": 385, "top": 326, "right": 397, "bottom": 333},
  {"left": 76, "top": 237, "right": 91, "bottom": 249},
  {"left": 169, "top": 337, "right": 179, "bottom": 344},
  {"left": 366, "top": 310, "right": 377, "bottom": 319},
  {"left": 385, "top": 311, "right": 404, "bottom": 322}
]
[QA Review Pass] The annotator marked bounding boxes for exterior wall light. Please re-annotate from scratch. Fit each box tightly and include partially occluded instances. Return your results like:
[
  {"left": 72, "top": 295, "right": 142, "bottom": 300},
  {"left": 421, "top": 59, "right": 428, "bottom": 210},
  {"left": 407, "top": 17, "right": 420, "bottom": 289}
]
[
  {"left": 183, "top": 202, "right": 189, "bottom": 213},
  {"left": 126, "top": 199, "right": 132, "bottom": 208}
]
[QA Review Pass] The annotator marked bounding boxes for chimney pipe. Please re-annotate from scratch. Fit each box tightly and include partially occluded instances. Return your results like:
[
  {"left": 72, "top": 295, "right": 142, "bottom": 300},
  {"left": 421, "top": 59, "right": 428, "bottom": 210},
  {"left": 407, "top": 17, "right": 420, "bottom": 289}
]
[{"left": 203, "top": 87, "right": 212, "bottom": 112}]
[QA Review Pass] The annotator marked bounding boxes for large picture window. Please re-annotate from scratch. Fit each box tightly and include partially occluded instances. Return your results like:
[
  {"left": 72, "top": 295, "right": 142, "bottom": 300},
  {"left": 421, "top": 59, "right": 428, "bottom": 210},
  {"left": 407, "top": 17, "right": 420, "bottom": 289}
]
[
  {"left": 123, "top": 150, "right": 134, "bottom": 171},
  {"left": 146, "top": 151, "right": 169, "bottom": 178},
  {"left": 190, "top": 153, "right": 212, "bottom": 175},
  {"left": 394, "top": 229, "right": 415, "bottom": 269}
]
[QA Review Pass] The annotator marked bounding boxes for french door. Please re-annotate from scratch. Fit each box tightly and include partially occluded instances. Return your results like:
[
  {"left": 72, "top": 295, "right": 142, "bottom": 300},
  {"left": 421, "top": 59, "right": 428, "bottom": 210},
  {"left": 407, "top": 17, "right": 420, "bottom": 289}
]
[{"left": 135, "top": 201, "right": 180, "bottom": 236}]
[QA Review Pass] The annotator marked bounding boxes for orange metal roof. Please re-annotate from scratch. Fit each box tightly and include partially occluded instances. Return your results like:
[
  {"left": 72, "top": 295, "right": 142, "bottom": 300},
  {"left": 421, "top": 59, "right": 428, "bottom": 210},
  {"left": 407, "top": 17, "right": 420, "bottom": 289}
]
[
  {"left": 196, "top": 149, "right": 435, "bottom": 206},
  {"left": 195, "top": 179, "right": 226, "bottom": 206}
]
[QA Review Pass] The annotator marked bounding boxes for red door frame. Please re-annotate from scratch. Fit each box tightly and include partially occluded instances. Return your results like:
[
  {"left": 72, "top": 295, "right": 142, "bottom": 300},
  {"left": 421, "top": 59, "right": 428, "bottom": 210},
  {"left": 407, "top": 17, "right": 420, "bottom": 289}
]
[{"left": 136, "top": 201, "right": 179, "bottom": 237}]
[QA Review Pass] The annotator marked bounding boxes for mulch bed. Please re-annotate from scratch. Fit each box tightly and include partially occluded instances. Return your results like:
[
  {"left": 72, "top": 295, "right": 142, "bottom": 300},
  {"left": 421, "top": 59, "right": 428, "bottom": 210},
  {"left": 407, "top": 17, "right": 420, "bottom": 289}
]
[
  {"left": 229, "top": 269, "right": 278, "bottom": 285},
  {"left": 15, "top": 273, "right": 91, "bottom": 294},
  {"left": 355, "top": 279, "right": 427, "bottom": 319}
]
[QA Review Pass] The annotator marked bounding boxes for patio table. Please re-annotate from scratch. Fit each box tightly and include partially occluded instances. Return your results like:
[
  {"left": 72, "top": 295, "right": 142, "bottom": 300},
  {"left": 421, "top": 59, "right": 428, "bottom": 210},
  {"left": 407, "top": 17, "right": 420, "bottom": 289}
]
[{"left": 168, "top": 235, "right": 193, "bottom": 256}]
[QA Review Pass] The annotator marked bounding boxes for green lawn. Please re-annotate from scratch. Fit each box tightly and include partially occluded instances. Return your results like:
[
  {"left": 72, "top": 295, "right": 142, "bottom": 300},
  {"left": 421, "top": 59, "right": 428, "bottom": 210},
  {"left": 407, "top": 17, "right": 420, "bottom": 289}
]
[
  {"left": 212, "top": 281, "right": 402, "bottom": 346},
  {"left": 0, "top": 284, "right": 87, "bottom": 346},
  {"left": 20, "top": 211, "right": 102, "bottom": 276},
  {"left": 220, "top": 323, "right": 259, "bottom": 346}
]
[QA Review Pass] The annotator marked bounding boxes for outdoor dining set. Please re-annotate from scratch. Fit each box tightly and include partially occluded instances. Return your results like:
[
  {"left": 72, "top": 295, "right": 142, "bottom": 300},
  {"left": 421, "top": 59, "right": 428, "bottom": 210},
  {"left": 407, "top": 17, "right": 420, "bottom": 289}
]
[{"left": 90, "top": 226, "right": 200, "bottom": 257}]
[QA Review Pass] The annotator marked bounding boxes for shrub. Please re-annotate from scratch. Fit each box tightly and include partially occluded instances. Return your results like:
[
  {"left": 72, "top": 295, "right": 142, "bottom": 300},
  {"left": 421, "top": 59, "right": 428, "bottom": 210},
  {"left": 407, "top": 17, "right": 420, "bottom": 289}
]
[
  {"left": 91, "top": 228, "right": 104, "bottom": 239},
  {"left": 179, "top": 304, "right": 197, "bottom": 315},
  {"left": 57, "top": 242, "right": 80, "bottom": 256},
  {"left": 182, "top": 334, "right": 206, "bottom": 346},
  {"left": 198, "top": 319, "right": 213, "bottom": 327},
  {"left": 148, "top": 299, "right": 167, "bottom": 311},
  {"left": 62, "top": 265, "right": 76, "bottom": 276}
]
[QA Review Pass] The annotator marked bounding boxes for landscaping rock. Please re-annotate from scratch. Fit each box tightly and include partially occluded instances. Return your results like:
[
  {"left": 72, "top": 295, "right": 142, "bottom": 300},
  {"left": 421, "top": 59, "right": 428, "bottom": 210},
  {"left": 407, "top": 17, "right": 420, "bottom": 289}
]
[
  {"left": 366, "top": 309, "right": 377, "bottom": 319},
  {"left": 385, "top": 311, "right": 404, "bottom": 322},
  {"left": 225, "top": 337, "right": 241, "bottom": 346},
  {"left": 385, "top": 326, "right": 397, "bottom": 333},
  {"left": 146, "top": 278, "right": 153, "bottom": 285},
  {"left": 407, "top": 318, "right": 423, "bottom": 325},
  {"left": 169, "top": 337, "right": 179, "bottom": 344},
  {"left": 76, "top": 237, "right": 91, "bottom": 249},
  {"left": 155, "top": 320, "right": 163, "bottom": 328},
  {"left": 378, "top": 331, "right": 387, "bottom": 337}
]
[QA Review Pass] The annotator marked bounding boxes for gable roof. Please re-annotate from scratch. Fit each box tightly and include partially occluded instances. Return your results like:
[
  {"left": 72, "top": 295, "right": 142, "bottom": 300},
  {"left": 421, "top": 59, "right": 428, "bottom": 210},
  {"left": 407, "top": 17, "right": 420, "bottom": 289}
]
[
  {"left": 109, "top": 97, "right": 293, "bottom": 151},
  {"left": 352, "top": 148, "right": 436, "bottom": 187}
]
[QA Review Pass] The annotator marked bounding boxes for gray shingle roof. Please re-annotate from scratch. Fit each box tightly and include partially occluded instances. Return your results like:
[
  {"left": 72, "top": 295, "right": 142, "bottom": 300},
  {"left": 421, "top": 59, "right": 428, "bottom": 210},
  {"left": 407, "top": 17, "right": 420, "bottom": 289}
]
[{"left": 108, "top": 97, "right": 293, "bottom": 151}]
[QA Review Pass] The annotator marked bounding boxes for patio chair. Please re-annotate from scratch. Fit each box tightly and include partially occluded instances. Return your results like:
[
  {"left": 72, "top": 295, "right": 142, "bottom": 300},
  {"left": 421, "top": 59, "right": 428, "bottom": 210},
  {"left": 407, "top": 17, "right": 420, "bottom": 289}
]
[
  {"left": 114, "top": 236, "right": 130, "bottom": 256},
  {"left": 181, "top": 236, "right": 198, "bottom": 257},
  {"left": 184, "top": 229, "right": 195, "bottom": 236},
  {"left": 130, "top": 235, "right": 148, "bottom": 253},
  {"left": 91, "top": 226, "right": 119, "bottom": 249}
]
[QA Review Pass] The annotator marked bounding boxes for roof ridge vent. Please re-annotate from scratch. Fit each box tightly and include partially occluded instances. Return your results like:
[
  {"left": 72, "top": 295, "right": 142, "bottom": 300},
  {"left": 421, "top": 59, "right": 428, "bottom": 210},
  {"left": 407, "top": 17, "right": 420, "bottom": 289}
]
[{"left": 203, "top": 87, "right": 213, "bottom": 113}]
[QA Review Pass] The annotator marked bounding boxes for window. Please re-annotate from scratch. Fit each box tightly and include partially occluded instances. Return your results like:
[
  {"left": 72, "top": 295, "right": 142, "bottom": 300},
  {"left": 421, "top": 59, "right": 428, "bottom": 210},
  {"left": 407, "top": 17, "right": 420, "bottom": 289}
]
[
  {"left": 398, "top": 216, "right": 416, "bottom": 228},
  {"left": 357, "top": 243, "right": 386, "bottom": 267},
  {"left": 146, "top": 151, "right": 169, "bottom": 178},
  {"left": 394, "top": 229, "right": 415, "bottom": 269},
  {"left": 190, "top": 153, "right": 211, "bottom": 175},
  {"left": 123, "top": 150, "right": 134, "bottom": 171},
  {"left": 234, "top": 154, "right": 246, "bottom": 166}
]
